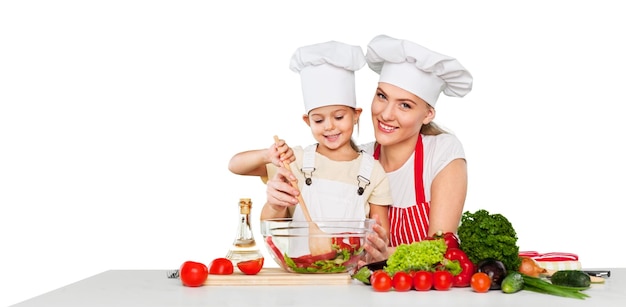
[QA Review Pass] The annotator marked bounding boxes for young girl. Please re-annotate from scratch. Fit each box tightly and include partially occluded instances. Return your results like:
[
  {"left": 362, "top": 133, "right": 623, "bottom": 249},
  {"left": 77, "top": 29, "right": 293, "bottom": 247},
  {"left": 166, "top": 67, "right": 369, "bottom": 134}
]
[{"left": 228, "top": 40, "right": 391, "bottom": 235}]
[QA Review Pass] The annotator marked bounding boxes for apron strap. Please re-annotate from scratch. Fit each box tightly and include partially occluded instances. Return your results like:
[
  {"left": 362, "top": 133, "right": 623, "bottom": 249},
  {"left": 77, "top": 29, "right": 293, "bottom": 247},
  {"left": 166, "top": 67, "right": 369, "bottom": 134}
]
[
  {"left": 301, "top": 144, "right": 317, "bottom": 185},
  {"left": 374, "top": 134, "right": 426, "bottom": 204},
  {"left": 357, "top": 153, "right": 374, "bottom": 196},
  {"left": 414, "top": 134, "right": 425, "bottom": 203}
]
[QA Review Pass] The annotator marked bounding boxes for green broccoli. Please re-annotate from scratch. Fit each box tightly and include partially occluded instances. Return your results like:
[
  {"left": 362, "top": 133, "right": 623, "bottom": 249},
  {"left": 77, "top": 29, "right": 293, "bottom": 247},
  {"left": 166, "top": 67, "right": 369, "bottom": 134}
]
[{"left": 457, "top": 209, "right": 521, "bottom": 272}]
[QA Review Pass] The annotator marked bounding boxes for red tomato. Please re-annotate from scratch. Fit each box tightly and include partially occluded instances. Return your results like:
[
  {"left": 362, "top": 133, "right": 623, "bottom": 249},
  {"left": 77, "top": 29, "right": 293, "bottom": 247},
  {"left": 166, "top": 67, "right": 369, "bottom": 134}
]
[
  {"left": 471, "top": 272, "right": 491, "bottom": 293},
  {"left": 392, "top": 271, "right": 412, "bottom": 292},
  {"left": 371, "top": 270, "right": 392, "bottom": 292},
  {"left": 237, "top": 258, "right": 264, "bottom": 275},
  {"left": 179, "top": 261, "right": 209, "bottom": 287},
  {"left": 413, "top": 271, "right": 433, "bottom": 291},
  {"left": 209, "top": 258, "right": 234, "bottom": 275},
  {"left": 432, "top": 270, "right": 453, "bottom": 291}
]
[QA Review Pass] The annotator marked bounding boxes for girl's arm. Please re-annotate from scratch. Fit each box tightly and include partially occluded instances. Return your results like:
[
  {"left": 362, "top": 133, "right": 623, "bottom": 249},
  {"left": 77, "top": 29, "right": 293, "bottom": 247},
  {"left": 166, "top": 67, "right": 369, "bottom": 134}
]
[
  {"left": 228, "top": 139, "right": 294, "bottom": 177},
  {"left": 427, "top": 158, "right": 467, "bottom": 236},
  {"left": 228, "top": 149, "right": 272, "bottom": 177}
]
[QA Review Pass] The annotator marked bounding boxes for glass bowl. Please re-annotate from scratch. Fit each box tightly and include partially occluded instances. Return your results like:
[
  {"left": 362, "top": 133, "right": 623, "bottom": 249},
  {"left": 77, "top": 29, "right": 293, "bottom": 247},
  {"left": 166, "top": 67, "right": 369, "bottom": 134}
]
[{"left": 260, "top": 218, "right": 375, "bottom": 274}]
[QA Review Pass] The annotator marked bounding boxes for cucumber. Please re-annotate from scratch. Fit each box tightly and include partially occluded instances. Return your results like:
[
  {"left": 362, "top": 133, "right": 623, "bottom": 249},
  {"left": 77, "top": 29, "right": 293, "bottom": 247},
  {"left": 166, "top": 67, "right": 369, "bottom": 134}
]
[
  {"left": 550, "top": 270, "right": 591, "bottom": 288},
  {"left": 501, "top": 271, "right": 524, "bottom": 293}
]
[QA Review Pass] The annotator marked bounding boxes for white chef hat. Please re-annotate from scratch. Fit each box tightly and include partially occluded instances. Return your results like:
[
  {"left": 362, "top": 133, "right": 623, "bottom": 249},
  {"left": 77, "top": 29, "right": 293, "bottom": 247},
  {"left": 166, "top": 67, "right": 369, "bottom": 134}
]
[
  {"left": 366, "top": 34, "right": 473, "bottom": 107},
  {"left": 290, "top": 41, "right": 366, "bottom": 113}
]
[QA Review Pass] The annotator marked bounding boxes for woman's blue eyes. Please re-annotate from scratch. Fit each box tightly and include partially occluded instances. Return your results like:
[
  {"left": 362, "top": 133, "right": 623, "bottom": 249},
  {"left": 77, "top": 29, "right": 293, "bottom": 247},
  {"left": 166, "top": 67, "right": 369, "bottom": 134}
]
[{"left": 377, "top": 93, "right": 411, "bottom": 109}]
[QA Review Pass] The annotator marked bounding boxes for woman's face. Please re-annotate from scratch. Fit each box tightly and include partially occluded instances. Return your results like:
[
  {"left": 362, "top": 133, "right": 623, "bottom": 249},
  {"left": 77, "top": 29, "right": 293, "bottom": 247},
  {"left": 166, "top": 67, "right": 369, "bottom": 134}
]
[{"left": 370, "top": 82, "right": 435, "bottom": 147}]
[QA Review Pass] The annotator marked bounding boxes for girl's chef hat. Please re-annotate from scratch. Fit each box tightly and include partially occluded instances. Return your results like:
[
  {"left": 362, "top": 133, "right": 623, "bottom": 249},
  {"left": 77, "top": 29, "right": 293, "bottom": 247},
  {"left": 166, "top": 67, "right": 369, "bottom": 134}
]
[
  {"left": 290, "top": 41, "right": 366, "bottom": 113},
  {"left": 366, "top": 34, "right": 473, "bottom": 107}
]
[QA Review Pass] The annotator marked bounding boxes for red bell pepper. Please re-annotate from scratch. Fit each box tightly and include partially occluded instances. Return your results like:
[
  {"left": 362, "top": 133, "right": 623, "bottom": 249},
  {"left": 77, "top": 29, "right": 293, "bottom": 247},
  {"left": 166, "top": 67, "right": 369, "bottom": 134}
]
[
  {"left": 430, "top": 230, "right": 460, "bottom": 250},
  {"left": 444, "top": 247, "right": 475, "bottom": 287}
]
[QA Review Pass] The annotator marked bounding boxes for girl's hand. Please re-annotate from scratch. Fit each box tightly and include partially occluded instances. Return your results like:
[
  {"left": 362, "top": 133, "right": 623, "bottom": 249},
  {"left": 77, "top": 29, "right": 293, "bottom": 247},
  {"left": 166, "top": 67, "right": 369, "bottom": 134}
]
[{"left": 269, "top": 139, "right": 294, "bottom": 166}]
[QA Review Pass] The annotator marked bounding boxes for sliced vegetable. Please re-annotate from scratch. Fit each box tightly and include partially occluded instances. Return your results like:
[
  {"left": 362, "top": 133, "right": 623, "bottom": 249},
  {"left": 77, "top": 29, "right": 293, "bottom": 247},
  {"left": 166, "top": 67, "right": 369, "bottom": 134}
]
[{"left": 237, "top": 258, "right": 264, "bottom": 275}]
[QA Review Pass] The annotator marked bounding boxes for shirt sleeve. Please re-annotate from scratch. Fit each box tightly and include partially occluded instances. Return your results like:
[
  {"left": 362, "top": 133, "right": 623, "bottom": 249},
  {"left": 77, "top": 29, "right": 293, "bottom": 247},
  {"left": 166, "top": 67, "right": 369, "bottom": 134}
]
[{"left": 429, "top": 133, "right": 466, "bottom": 178}]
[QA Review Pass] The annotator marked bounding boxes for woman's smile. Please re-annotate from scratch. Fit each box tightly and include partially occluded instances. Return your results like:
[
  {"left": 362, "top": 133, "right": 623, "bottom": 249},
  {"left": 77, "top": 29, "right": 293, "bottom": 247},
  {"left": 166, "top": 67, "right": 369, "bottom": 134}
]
[{"left": 377, "top": 120, "right": 397, "bottom": 133}]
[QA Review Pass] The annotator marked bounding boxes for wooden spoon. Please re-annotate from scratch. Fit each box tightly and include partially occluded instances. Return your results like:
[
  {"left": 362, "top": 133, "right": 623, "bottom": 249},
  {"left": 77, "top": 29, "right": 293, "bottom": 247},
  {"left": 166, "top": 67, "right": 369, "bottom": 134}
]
[{"left": 273, "top": 135, "right": 332, "bottom": 256}]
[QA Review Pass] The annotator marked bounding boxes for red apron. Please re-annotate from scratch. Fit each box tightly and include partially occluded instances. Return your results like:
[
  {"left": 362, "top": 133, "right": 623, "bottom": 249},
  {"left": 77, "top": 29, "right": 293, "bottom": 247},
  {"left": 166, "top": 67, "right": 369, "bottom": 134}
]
[{"left": 374, "top": 134, "right": 429, "bottom": 246}]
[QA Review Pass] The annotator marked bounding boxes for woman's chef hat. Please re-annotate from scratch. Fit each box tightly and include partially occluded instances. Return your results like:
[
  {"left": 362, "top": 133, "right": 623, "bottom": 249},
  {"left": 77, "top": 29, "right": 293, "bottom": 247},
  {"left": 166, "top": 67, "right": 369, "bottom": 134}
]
[
  {"left": 366, "top": 34, "right": 473, "bottom": 107},
  {"left": 290, "top": 41, "right": 366, "bottom": 113}
]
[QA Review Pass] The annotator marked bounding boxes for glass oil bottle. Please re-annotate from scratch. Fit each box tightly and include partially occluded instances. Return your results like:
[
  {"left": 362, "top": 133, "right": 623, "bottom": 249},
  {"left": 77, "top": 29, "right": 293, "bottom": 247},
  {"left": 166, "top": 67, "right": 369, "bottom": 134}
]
[{"left": 225, "top": 198, "right": 264, "bottom": 264}]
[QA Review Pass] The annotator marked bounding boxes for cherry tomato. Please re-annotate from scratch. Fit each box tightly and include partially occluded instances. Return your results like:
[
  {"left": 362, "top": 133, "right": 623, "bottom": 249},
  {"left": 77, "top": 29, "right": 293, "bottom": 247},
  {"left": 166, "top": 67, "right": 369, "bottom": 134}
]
[
  {"left": 413, "top": 270, "right": 434, "bottom": 291},
  {"left": 179, "top": 261, "right": 209, "bottom": 287},
  {"left": 371, "top": 270, "right": 392, "bottom": 292},
  {"left": 392, "top": 271, "right": 412, "bottom": 292},
  {"left": 471, "top": 272, "right": 491, "bottom": 293},
  {"left": 432, "top": 270, "right": 453, "bottom": 291},
  {"left": 209, "top": 258, "right": 234, "bottom": 275},
  {"left": 237, "top": 258, "right": 264, "bottom": 275}
]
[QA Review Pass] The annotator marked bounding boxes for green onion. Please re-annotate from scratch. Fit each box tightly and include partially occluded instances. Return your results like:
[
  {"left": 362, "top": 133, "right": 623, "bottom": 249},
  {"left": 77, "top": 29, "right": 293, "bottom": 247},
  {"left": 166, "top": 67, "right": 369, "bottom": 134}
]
[{"left": 521, "top": 274, "right": 590, "bottom": 300}]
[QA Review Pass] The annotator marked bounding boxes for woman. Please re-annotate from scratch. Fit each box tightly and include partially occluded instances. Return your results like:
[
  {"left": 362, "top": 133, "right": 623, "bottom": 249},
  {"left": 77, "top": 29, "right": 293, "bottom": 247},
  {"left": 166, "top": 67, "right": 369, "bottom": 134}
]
[{"left": 264, "top": 34, "right": 473, "bottom": 262}]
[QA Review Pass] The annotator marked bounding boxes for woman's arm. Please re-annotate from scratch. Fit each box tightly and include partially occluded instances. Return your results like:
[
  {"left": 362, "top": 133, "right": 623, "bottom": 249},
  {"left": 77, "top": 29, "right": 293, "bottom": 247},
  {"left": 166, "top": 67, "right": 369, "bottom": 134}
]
[
  {"left": 368, "top": 204, "right": 390, "bottom": 240},
  {"left": 427, "top": 158, "right": 467, "bottom": 235}
]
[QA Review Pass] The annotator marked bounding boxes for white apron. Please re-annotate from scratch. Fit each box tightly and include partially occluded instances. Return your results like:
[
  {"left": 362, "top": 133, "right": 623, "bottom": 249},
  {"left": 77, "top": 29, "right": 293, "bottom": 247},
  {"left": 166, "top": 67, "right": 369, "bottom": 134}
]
[{"left": 288, "top": 144, "right": 374, "bottom": 256}]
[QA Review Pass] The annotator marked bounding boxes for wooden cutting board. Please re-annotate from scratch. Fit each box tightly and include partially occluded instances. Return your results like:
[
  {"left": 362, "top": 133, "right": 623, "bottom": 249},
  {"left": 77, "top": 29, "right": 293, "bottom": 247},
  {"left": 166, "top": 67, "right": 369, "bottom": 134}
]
[{"left": 203, "top": 268, "right": 352, "bottom": 286}]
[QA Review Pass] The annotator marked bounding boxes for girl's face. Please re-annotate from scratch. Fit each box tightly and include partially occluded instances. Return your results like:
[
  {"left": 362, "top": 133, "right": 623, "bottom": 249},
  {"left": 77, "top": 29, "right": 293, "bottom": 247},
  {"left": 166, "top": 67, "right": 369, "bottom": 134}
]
[
  {"left": 371, "top": 82, "right": 435, "bottom": 148},
  {"left": 303, "top": 105, "right": 361, "bottom": 154}
]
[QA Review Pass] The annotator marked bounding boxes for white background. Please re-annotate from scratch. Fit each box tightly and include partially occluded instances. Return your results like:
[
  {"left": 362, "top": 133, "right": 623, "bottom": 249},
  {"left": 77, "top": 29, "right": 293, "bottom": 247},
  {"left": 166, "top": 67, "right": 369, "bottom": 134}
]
[{"left": 1, "top": 1, "right": 624, "bottom": 305}]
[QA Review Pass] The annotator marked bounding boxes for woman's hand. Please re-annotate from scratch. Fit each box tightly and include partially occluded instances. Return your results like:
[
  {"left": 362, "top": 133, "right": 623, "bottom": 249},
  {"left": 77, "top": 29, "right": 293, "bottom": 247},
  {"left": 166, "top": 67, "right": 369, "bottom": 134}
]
[
  {"left": 261, "top": 166, "right": 300, "bottom": 219},
  {"left": 360, "top": 214, "right": 392, "bottom": 265}
]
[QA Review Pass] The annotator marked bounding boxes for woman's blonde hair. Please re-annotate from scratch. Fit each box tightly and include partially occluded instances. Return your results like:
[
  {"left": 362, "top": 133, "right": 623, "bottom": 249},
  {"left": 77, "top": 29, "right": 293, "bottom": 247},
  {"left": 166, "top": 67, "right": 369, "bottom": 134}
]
[{"left": 421, "top": 121, "right": 447, "bottom": 135}]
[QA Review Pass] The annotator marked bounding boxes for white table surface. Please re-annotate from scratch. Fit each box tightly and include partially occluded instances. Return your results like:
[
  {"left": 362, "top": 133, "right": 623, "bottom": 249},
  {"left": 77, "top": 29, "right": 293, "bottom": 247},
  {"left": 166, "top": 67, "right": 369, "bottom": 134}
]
[{"left": 11, "top": 268, "right": 626, "bottom": 307}]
